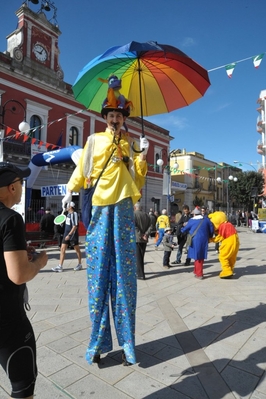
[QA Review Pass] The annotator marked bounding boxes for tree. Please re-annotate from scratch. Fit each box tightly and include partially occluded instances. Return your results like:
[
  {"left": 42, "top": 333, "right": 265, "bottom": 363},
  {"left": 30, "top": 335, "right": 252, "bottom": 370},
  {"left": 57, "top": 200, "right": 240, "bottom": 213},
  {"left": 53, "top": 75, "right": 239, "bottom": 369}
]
[{"left": 229, "top": 171, "right": 264, "bottom": 210}]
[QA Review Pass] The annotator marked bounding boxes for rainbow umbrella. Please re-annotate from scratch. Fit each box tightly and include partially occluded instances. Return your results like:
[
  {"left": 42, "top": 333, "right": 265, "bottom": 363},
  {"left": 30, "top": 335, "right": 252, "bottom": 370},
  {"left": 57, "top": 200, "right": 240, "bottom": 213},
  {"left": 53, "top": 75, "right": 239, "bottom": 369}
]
[{"left": 73, "top": 41, "right": 210, "bottom": 132}]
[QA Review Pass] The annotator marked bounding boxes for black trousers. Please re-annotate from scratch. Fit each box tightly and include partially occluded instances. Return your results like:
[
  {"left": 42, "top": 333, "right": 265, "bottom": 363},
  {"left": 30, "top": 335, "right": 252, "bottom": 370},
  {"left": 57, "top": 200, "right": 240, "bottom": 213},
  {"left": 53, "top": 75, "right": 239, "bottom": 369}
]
[
  {"left": 163, "top": 251, "right": 171, "bottom": 266},
  {"left": 136, "top": 242, "right": 147, "bottom": 278}
]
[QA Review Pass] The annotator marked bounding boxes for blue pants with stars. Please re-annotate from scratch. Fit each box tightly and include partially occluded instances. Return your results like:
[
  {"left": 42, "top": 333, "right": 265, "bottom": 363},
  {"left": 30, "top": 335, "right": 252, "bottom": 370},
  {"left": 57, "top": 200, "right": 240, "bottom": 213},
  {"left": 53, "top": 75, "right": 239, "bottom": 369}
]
[{"left": 85, "top": 197, "right": 137, "bottom": 365}]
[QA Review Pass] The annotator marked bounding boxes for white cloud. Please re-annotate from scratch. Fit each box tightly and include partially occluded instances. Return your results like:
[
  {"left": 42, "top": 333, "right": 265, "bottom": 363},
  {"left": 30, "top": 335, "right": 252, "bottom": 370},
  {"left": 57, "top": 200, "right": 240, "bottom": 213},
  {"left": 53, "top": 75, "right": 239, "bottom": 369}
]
[
  {"left": 146, "top": 115, "right": 188, "bottom": 131},
  {"left": 181, "top": 37, "right": 196, "bottom": 47},
  {"left": 215, "top": 103, "right": 231, "bottom": 112}
]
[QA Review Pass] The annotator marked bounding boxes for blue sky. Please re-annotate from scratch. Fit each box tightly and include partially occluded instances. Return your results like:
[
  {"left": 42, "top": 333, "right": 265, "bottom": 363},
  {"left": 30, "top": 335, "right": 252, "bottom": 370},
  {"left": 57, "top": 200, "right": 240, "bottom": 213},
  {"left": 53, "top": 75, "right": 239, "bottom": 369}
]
[{"left": 1, "top": 0, "right": 265, "bottom": 171}]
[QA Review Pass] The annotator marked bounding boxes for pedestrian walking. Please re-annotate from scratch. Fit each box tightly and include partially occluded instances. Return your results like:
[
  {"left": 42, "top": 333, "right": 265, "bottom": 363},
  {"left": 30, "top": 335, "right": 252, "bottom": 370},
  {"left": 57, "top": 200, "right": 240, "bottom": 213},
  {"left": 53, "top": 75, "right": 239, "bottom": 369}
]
[
  {"left": 52, "top": 202, "right": 82, "bottom": 272},
  {"left": 181, "top": 207, "right": 214, "bottom": 279},
  {"left": 134, "top": 203, "right": 151, "bottom": 280},
  {"left": 61, "top": 86, "right": 149, "bottom": 366},
  {"left": 0, "top": 162, "right": 48, "bottom": 399},
  {"left": 155, "top": 209, "right": 170, "bottom": 249}
]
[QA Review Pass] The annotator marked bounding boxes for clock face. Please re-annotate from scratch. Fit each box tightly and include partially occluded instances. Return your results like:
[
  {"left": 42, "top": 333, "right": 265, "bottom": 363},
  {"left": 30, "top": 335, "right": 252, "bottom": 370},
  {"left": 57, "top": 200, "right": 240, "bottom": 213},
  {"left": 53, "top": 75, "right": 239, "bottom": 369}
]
[{"left": 33, "top": 44, "right": 47, "bottom": 62}]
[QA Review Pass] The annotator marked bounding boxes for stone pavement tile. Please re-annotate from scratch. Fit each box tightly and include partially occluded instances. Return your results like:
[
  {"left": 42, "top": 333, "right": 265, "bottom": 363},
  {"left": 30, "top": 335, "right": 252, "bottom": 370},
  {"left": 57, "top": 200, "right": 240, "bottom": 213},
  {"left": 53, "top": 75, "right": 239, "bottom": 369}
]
[
  {"left": 154, "top": 345, "right": 192, "bottom": 371},
  {"left": 251, "top": 392, "right": 266, "bottom": 399},
  {"left": 141, "top": 318, "right": 176, "bottom": 339},
  {"left": 36, "top": 326, "right": 68, "bottom": 346},
  {"left": 200, "top": 314, "right": 237, "bottom": 334},
  {"left": 54, "top": 315, "right": 90, "bottom": 335},
  {"left": 229, "top": 335, "right": 266, "bottom": 376},
  {"left": 213, "top": 321, "right": 258, "bottom": 349},
  {"left": 67, "top": 373, "right": 133, "bottom": 399},
  {"left": 132, "top": 349, "right": 186, "bottom": 385},
  {"left": 252, "top": 373, "right": 266, "bottom": 398},
  {"left": 29, "top": 319, "right": 55, "bottom": 334},
  {"left": 221, "top": 365, "right": 260, "bottom": 399},
  {"left": 0, "top": 366, "right": 10, "bottom": 396},
  {"left": 251, "top": 323, "right": 266, "bottom": 340},
  {"left": 182, "top": 309, "right": 221, "bottom": 331},
  {"left": 49, "top": 363, "right": 89, "bottom": 389},
  {"left": 167, "top": 371, "right": 210, "bottom": 399},
  {"left": 87, "top": 356, "right": 134, "bottom": 385},
  {"left": 37, "top": 346, "right": 73, "bottom": 376},
  {"left": 44, "top": 309, "right": 89, "bottom": 328},
  {"left": 192, "top": 326, "right": 220, "bottom": 347},
  {"left": 137, "top": 302, "right": 162, "bottom": 315},
  {"left": 135, "top": 335, "right": 167, "bottom": 356},
  {"left": 136, "top": 307, "right": 164, "bottom": 326},
  {"left": 204, "top": 341, "right": 243, "bottom": 372},
  {"left": 0, "top": 385, "right": 8, "bottom": 397},
  {"left": 69, "top": 325, "right": 91, "bottom": 344},
  {"left": 141, "top": 321, "right": 182, "bottom": 351},
  {"left": 30, "top": 310, "right": 73, "bottom": 323},
  {"left": 60, "top": 343, "right": 89, "bottom": 368},
  {"left": 47, "top": 335, "right": 84, "bottom": 354},
  {"left": 56, "top": 300, "right": 88, "bottom": 313},
  {"left": 114, "top": 370, "right": 180, "bottom": 399},
  {"left": 34, "top": 372, "right": 76, "bottom": 398}
]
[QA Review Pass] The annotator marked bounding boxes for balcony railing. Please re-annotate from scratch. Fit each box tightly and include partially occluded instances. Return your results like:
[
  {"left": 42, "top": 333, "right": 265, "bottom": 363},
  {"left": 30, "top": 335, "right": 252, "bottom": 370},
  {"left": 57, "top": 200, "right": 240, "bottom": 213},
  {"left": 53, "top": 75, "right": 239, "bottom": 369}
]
[{"left": 3, "top": 140, "right": 31, "bottom": 157}]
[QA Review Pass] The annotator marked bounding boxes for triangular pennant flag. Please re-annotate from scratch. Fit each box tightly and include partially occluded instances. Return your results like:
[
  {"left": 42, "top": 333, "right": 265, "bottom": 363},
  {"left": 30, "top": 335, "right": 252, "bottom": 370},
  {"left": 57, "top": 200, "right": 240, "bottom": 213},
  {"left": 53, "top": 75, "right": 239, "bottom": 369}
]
[
  {"left": 31, "top": 138, "right": 37, "bottom": 145},
  {"left": 23, "top": 134, "right": 28, "bottom": 142},
  {"left": 253, "top": 53, "right": 264, "bottom": 68},
  {"left": 225, "top": 63, "right": 236, "bottom": 78},
  {"left": 6, "top": 127, "right": 12, "bottom": 135}
]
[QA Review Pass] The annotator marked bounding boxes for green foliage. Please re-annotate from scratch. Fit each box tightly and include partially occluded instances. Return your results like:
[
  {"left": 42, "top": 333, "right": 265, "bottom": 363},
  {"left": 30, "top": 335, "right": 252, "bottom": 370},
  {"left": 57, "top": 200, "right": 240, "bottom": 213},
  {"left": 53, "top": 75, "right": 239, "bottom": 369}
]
[{"left": 229, "top": 171, "right": 264, "bottom": 209}]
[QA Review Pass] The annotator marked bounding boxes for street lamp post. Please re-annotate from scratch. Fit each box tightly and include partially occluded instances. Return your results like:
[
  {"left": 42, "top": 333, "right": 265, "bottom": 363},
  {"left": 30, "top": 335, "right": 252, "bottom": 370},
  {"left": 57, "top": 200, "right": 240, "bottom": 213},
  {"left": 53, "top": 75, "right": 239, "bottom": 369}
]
[
  {"left": 217, "top": 175, "right": 238, "bottom": 216},
  {"left": 226, "top": 175, "right": 238, "bottom": 216},
  {"left": 0, "top": 99, "right": 30, "bottom": 162},
  {"left": 233, "top": 160, "right": 257, "bottom": 172},
  {"left": 157, "top": 150, "right": 179, "bottom": 215}
]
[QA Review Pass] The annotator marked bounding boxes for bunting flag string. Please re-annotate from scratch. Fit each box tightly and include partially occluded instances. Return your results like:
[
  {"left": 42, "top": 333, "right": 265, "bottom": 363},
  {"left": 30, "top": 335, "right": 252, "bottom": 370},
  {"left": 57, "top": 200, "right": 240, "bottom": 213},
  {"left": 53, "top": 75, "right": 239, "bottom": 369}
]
[
  {"left": 2, "top": 126, "right": 241, "bottom": 180},
  {"left": 208, "top": 52, "right": 266, "bottom": 77},
  {"left": 145, "top": 163, "right": 239, "bottom": 183}
]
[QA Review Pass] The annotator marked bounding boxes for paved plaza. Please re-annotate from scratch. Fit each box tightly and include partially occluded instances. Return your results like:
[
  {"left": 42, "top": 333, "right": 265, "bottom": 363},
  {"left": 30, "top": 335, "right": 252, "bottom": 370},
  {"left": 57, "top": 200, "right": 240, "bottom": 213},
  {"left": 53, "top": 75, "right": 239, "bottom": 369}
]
[{"left": 1, "top": 227, "right": 266, "bottom": 398}]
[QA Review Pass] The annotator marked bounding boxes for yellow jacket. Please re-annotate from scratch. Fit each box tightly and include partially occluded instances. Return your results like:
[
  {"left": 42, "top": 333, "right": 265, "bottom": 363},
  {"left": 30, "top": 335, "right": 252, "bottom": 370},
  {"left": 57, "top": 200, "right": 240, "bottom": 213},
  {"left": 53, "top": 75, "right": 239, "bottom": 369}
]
[
  {"left": 67, "top": 131, "right": 147, "bottom": 206},
  {"left": 156, "top": 215, "right": 170, "bottom": 229}
]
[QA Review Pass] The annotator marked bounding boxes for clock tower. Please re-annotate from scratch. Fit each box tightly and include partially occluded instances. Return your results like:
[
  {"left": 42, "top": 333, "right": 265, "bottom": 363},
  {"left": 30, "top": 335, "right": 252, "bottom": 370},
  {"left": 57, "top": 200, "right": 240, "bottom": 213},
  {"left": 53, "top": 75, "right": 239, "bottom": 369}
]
[{"left": 6, "top": 2, "right": 64, "bottom": 84}]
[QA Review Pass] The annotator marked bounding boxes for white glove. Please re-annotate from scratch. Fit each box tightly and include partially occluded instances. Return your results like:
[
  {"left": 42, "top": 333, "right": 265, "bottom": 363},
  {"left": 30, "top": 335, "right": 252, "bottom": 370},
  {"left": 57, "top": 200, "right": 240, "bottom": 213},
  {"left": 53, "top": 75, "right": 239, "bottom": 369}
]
[
  {"left": 62, "top": 191, "right": 72, "bottom": 208},
  {"left": 140, "top": 136, "right": 149, "bottom": 155}
]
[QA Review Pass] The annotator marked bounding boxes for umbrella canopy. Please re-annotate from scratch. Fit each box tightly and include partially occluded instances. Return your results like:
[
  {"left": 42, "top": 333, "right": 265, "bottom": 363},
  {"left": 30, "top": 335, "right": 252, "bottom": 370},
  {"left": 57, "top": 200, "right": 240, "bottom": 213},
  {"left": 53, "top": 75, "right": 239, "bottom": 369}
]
[{"left": 73, "top": 41, "right": 210, "bottom": 119}]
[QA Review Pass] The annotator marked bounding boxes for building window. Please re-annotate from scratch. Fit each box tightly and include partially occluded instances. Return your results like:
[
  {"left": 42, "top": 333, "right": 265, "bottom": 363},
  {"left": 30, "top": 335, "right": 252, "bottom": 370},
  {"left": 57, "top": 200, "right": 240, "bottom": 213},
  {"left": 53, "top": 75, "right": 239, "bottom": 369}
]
[
  {"left": 155, "top": 153, "right": 160, "bottom": 173},
  {"left": 194, "top": 172, "right": 200, "bottom": 189},
  {"left": 69, "top": 126, "right": 78, "bottom": 146},
  {"left": 30, "top": 115, "right": 42, "bottom": 140}
]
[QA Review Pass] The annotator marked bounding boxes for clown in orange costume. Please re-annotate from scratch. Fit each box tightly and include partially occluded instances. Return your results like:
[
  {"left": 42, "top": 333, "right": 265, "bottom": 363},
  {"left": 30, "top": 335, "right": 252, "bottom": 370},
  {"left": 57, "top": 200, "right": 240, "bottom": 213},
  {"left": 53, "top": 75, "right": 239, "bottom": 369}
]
[{"left": 208, "top": 211, "right": 240, "bottom": 278}]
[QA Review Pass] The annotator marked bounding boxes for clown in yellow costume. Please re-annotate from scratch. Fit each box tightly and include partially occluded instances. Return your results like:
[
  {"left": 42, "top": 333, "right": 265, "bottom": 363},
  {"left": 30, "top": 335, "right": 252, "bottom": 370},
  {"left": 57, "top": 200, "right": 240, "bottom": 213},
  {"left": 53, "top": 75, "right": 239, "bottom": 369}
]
[{"left": 208, "top": 211, "right": 239, "bottom": 278}]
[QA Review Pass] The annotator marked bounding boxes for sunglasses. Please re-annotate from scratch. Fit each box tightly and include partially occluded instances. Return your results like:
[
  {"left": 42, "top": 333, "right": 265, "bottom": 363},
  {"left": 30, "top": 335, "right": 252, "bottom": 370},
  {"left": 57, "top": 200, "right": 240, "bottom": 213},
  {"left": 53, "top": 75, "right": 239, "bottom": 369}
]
[{"left": 10, "top": 178, "right": 23, "bottom": 185}]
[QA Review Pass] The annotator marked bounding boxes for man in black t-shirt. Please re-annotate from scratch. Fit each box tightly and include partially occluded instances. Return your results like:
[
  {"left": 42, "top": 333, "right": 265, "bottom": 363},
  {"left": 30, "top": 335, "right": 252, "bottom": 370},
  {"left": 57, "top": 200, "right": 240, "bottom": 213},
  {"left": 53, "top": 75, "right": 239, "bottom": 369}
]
[{"left": 0, "top": 162, "right": 48, "bottom": 399}]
